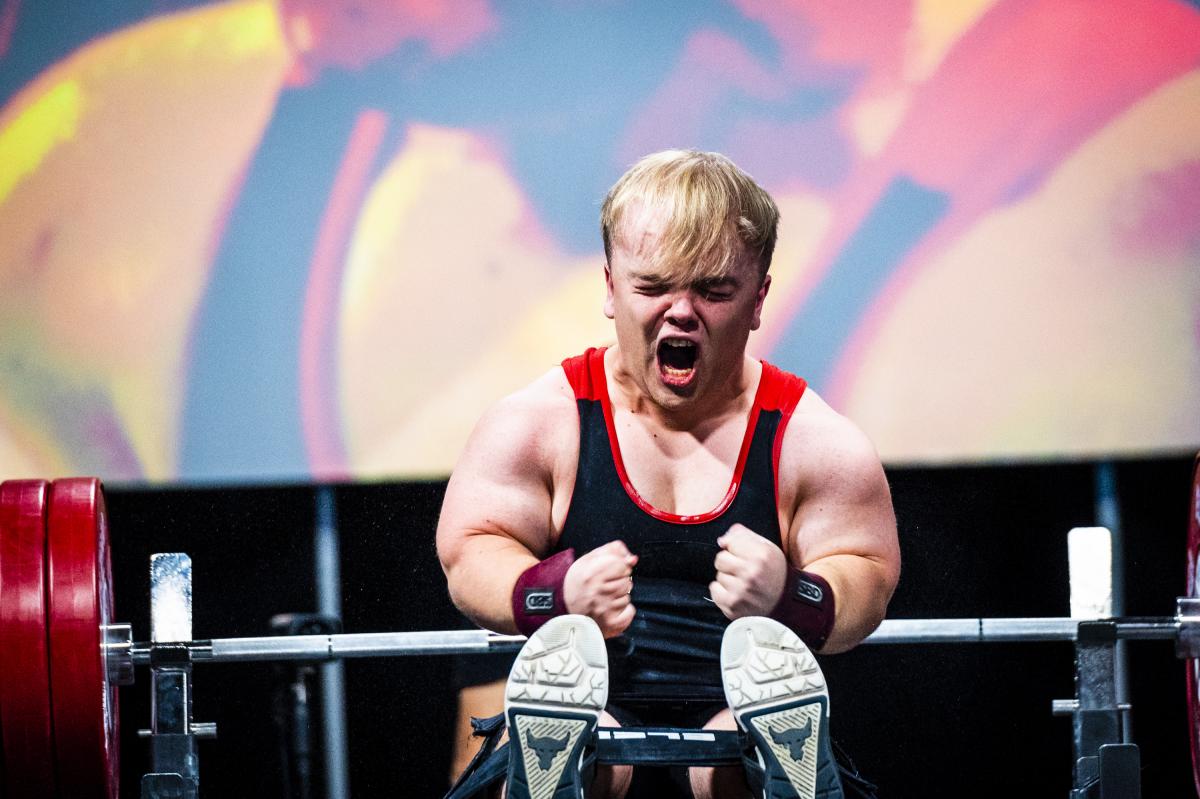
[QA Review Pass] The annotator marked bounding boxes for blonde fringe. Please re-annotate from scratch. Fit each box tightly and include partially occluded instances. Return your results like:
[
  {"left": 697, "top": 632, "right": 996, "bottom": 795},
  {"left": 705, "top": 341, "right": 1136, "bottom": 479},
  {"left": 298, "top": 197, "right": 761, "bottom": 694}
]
[{"left": 600, "top": 150, "right": 779, "bottom": 284}]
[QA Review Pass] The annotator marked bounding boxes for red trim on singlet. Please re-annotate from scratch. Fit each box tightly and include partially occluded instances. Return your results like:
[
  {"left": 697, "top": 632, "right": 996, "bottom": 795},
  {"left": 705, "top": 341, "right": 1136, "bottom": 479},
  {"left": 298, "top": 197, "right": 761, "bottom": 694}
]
[
  {"left": 560, "top": 347, "right": 807, "bottom": 526},
  {"left": 763, "top": 363, "right": 807, "bottom": 514}
]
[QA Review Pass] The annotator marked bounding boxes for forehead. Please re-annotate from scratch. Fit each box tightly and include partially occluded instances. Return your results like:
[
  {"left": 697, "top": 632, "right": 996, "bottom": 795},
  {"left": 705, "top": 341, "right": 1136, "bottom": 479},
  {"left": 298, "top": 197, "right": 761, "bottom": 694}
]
[
  {"left": 610, "top": 209, "right": 755, "bottom": 284},
  {"left": 611, "top": 200, "right": 670, "bottom": 255}
]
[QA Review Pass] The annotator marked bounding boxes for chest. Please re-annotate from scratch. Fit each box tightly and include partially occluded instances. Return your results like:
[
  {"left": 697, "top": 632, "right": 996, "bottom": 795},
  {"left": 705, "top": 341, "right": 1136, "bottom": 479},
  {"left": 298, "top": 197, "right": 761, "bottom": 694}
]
[{"left": 611, "top": 409, "right": 748, "bottom": 516}]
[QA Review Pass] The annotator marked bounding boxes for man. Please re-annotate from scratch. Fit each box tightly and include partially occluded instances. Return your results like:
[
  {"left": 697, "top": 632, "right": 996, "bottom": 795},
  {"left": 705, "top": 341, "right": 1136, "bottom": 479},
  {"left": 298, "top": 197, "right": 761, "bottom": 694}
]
[{"left": 437, "top": 150, "right": 899, "bottom": 799}]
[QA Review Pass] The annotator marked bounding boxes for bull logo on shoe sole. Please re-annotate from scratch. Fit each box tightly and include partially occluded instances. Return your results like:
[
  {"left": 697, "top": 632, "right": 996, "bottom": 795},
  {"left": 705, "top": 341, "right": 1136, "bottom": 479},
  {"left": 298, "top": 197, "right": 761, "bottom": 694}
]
[
  {"left": 526, "top": 730, "right": 569, "bottom": 770},
  {"left": 769, "top": 719, "right": 813, "bottom": 761}
]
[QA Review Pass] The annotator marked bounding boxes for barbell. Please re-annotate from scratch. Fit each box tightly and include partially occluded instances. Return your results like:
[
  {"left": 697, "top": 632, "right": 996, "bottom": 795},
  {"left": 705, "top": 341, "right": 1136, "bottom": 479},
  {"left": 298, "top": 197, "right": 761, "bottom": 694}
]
[{"left": 0, "top": 465, "right": 1197, "bottom": 798}]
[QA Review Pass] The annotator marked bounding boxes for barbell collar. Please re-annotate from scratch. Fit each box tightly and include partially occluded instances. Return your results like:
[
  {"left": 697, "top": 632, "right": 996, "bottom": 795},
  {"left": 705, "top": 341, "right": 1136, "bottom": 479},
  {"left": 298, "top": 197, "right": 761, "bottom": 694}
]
[
  {"left": 1177, "top": 597, "right": 1200, "bottom": 658},
  {"left": 1051, "top": 699, "right": 1133, "bottom": 717},
  {"left": 102, "top": 623, "right": 135, "bottom": 686}
]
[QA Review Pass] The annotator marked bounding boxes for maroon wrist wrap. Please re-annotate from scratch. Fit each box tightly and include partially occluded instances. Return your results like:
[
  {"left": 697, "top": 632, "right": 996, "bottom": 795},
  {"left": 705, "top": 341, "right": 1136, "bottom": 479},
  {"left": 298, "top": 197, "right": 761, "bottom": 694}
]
[
  {"left": 511, "top": 548, "right": 576, "bottom": 636},
  {"left": 769, "top": 569, "right": 835, "bottom": 650}
]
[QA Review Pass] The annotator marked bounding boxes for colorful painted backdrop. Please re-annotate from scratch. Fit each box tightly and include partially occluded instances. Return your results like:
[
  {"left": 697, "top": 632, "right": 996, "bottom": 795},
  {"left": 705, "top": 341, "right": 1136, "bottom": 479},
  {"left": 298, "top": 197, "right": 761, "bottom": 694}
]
[{"left": 2, "top": 0, "right": 1198, "bottom": 483}]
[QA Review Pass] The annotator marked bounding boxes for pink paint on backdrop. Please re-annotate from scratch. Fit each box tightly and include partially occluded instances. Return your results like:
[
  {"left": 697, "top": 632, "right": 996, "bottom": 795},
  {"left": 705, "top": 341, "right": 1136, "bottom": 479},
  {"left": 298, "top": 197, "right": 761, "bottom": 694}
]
[
  {"left": 280, "top": 0, "right": 498, "bottom": 86},
  {"left": 0, "top": 0, "right": 18, "bottom": 58},
  {"left": 733, "top": 0, "right": 907, "bottom": 77},
  {"left": 886, "top": 0, "right": 1200, "bottom": 195},
  {"left": 83, "top": 403, "right": 143, "bottom": 479},
  {"left": 300, "top": 109, "right": 390, "bottom": 480},
  {"left": 1113, "top": 161, "right": 1200, "bottom": 258}
]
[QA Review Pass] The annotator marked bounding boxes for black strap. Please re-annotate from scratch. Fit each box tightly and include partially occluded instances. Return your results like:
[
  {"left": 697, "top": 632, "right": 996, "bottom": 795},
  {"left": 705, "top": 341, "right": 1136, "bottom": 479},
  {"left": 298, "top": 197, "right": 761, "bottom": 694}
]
[
  {"left": 444, "top": 714, "right": 507, "bottom": 798},
  {"left": 444, "top": 720, "right": 879, "bottom": 799},
  {"left": 595, "top": 727, "right": 745, "bottom": 766},
  {"left": 445, "top": 718, "right": 747, "bottom": 798}
]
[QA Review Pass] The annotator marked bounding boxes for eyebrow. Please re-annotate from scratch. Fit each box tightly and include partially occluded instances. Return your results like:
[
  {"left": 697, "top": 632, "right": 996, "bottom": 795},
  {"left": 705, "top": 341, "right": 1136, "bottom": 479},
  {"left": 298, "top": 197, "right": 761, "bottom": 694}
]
[
  {"left": 630, "top": 272, "right": 673, "bottom": 286},
  {"left": 694, "top": 276, "right": 738, "bottom": 290}
]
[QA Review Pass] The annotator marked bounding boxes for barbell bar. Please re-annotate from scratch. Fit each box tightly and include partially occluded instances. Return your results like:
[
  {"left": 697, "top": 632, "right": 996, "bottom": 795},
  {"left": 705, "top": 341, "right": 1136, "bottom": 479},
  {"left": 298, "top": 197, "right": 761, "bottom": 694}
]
[{"left": 101, "top": 615, "right": 1185, "bottom": 671}]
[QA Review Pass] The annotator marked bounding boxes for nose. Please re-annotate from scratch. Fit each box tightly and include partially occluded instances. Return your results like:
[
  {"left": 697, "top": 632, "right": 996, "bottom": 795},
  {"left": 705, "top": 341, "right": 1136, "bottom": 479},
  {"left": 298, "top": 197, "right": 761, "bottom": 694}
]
[{"left": 664, "top": 292, "right": 698, "bottom": 329}]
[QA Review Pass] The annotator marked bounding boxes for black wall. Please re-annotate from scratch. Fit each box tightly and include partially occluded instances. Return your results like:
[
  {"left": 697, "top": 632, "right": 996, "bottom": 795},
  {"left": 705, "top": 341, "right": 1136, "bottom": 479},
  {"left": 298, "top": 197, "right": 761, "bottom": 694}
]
[{"left": 105, "top": 456, "right": 1195, "bottom": 797}]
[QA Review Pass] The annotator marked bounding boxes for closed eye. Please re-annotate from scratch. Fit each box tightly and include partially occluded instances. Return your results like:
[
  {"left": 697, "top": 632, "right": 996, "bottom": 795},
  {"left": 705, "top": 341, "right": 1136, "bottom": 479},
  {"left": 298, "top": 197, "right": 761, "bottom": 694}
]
[
  {"left": 695, "top": 279, "right": 736, "bottom": 301},
  {"left": 634, "top": 282, "right": 670, "bottom": 296}
]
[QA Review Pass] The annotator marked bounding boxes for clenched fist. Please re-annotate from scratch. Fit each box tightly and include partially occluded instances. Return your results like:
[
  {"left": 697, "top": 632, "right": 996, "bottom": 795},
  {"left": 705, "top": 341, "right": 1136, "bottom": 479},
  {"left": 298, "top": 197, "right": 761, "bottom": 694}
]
[
  {"left": 710, "top": 524, "right": 787, "bottom": 620},
  {"left": 563, "top": 540, "right": 638, "bottom": 638}
]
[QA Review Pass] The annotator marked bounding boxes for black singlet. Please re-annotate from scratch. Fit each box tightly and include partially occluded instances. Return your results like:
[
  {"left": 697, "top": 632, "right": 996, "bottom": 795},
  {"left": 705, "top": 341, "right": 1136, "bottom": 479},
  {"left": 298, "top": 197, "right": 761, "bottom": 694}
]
[{"left": 555, "top": 347, "right": 808, "bottom": 703}]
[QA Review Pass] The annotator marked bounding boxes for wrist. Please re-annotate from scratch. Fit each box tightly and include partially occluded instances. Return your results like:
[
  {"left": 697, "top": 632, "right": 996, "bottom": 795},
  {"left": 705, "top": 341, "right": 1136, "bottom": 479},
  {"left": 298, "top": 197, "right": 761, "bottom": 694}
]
[
  {"left": 768, "top": 568, "right": 835, "bottom": 650},
  {"left": 511, "top": 548, "right": 576, "bottom": 636}
]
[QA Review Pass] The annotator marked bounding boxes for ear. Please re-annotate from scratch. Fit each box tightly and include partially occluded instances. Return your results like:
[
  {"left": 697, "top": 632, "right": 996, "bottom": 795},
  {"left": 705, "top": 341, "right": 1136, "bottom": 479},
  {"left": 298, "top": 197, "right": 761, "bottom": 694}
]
[
  {"left": 603, "top": 264, "right": 615, "bottom": 319},
  {"left": 750, "top": 274, "right": 771, "bottom": 331}
]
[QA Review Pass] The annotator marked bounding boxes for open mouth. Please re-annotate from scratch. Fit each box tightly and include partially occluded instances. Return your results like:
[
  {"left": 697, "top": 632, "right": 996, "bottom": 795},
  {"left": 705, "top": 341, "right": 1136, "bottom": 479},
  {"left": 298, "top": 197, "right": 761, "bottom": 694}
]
[{"left": 656, "top": 338, "right": 698, "bottom": 387}]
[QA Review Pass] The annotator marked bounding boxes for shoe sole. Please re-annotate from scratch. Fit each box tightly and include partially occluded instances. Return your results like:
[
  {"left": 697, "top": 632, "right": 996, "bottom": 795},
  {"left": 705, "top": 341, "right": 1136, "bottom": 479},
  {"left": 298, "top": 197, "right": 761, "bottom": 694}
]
[
  {"left": 504, "top": 615, "right": 608, "bottom": 799},
  {"left": 721, "top": 617, "right": 843, "bottom": 799}
]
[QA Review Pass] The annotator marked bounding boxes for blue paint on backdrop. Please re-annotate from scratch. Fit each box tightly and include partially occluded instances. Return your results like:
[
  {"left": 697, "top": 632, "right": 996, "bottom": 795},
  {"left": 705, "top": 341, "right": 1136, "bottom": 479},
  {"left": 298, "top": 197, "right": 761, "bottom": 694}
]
[
  {"left": 180, "top": 84, "right": 374, "bottom": 481},
  {"left": 770, "top": 177, "right": 949, "bottom": 391}
]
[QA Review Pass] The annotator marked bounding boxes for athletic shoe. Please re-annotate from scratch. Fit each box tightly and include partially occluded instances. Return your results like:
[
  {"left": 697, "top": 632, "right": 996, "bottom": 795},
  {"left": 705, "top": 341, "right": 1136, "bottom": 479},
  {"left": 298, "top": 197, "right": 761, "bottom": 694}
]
[
  {"left": 504, "top": 615, "right": 608, "bottom": 799},
  {"left": 720, "top": 617, "right": 844, "bottom": 799}
]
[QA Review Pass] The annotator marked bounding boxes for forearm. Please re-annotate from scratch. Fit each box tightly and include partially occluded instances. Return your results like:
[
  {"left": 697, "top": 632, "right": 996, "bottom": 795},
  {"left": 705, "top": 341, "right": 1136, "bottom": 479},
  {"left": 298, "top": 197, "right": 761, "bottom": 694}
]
[
  {"left": 802, "top": 553, "right": 897, "bottom": 654},
  {"left": 442, "top": 533, "right": 539, "bottom": 634}
]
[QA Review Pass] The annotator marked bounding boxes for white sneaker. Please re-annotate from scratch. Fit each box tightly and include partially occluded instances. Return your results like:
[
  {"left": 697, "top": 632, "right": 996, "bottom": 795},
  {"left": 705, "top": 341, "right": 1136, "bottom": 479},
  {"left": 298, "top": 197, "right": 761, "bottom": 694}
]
[
  {"left": 721, "top": 617, "right": 844, "bottom": 799},
  {"left": 504, "top": 615, "right": 608, "bottom": 799}
]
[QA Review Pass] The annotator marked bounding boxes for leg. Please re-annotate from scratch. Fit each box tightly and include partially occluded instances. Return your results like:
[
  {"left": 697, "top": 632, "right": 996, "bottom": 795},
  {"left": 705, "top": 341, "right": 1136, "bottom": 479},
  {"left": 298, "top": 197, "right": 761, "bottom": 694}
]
[
  {"left": 451, "top": 679, "right": 509, "bottom": 784},
  {"left": 688, "top": 708, "right": 752, "bottom": 799},
  {"left": 587, "top": 711, "right": 633, "bottom": 798}
]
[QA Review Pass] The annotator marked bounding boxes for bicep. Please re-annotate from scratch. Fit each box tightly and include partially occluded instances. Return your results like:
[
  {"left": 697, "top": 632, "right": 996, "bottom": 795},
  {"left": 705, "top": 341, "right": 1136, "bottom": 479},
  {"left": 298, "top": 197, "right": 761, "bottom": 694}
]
[
  {"left": 784, "top": 422, "right": 899, "bottom": 580},
  {"left": 436, "top": 403, "right": 558, "bottom": 573}
]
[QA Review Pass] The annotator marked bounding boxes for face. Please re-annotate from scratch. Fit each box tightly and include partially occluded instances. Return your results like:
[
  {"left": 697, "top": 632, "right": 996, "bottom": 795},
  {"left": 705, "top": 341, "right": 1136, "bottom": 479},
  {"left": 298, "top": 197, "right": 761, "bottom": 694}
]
[{"left": 604, "top": 220, "right": 770, "bottom": 413}]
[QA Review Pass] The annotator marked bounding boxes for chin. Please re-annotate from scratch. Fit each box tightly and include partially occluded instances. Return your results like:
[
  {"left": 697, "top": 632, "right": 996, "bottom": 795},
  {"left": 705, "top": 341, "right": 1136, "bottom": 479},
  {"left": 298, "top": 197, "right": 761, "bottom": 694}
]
[{"left": 651, "top": 377, "right": 699, "bottom": 406}]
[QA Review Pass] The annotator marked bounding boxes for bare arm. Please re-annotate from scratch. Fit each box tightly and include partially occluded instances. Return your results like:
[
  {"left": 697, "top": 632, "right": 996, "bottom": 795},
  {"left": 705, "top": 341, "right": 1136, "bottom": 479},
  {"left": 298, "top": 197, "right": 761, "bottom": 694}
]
[
  {"left": 435, "top": 376, "right": 573, "bottom": 634},
  {"left": 782, "top": 395, "right": 900, "bottom": 654}
]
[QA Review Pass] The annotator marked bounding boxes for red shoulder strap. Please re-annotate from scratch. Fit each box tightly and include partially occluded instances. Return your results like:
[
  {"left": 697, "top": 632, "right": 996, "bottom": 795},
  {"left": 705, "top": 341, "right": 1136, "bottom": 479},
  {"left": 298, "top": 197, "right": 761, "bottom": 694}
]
[
  {"left": 759, "top": 362, "right": 807, "bottom": 498},
  {"left": 560, "top": 347, "right": 606, "bottom": 400},
  {"left": 757, "top": 361, "right": 807, "bottom": 413}
]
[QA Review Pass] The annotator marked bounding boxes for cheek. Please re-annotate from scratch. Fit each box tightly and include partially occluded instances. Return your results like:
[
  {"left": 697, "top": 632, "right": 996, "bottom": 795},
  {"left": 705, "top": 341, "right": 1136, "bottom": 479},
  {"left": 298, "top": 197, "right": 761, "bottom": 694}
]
[
  {"left": 705, "top": 307, "right": 752, "bottom": 341},
  {"left": 612, "top": 303, "right": 651, "bottom": 341}
]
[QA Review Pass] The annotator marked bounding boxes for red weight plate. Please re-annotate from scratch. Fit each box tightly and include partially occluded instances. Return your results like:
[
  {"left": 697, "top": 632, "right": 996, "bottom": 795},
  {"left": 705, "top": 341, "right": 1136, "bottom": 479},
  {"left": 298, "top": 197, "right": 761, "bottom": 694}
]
[
  {"left": 0, "top": 480, "right": 56, "bottom": 798},
  {"left": 47, "top": 478, "right": 118, "bottom": 799},
  {"left": 1188, "top": 454, "right": 1200, "bottom": 799}
]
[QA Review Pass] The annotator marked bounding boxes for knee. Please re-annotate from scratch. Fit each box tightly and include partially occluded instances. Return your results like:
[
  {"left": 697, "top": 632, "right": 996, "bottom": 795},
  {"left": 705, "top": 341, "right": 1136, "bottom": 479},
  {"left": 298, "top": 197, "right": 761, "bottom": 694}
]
[{"left": 688, "top": 709, "right": 748, "bottom": 799}]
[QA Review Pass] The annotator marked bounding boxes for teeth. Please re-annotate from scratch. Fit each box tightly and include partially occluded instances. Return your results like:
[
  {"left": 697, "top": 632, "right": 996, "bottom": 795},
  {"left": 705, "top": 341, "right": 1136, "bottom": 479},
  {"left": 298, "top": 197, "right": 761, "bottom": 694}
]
[{"left": 662, "top": 340, "right": 694, "bottom": 348}]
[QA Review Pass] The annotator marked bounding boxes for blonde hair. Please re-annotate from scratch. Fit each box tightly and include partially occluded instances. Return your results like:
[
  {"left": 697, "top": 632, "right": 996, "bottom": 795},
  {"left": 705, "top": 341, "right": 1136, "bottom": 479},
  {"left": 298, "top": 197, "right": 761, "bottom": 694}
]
[{"left": 600, "top": 150, "right": 779, "bottom": 283}]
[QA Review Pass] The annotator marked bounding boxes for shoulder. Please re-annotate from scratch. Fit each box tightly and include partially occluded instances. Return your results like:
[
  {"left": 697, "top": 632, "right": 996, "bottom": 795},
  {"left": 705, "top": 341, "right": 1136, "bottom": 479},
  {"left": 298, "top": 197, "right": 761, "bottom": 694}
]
[
  {"left": 777, "top": 387, "right": 887, "bottom": 500},
  {"left": 439, "top": 366, "right": 581, "bottom": 560}
]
